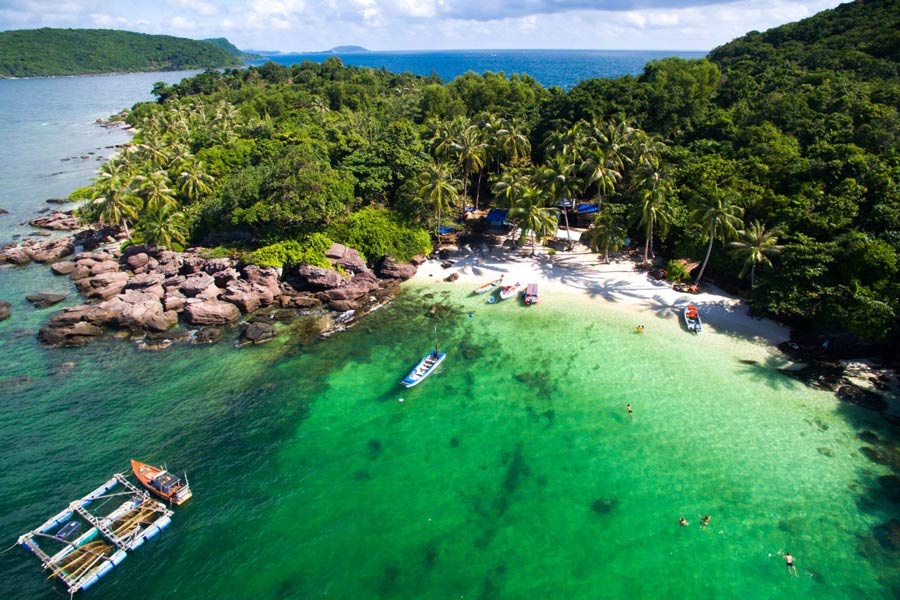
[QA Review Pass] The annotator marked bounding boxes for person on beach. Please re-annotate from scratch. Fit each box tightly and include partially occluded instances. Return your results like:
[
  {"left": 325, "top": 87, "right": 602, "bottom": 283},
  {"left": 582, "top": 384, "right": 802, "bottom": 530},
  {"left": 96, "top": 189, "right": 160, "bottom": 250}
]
[
  {"left": 784, "top": 552, "right": 797, "bottom": 576},
  {"left": 679, "top": 517, "right": 689, "bottom": 526},
  {"left": 626, "top": 403, "right": 633, "bottom": 419},
  {"left": 701, "top": 515, "right": 711, "bottom": 527}
]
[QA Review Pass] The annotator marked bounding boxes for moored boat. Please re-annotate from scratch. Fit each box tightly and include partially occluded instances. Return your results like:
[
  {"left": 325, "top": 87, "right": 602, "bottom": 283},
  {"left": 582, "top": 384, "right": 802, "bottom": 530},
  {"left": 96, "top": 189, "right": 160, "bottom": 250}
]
[
  {"left": 473, "top": 275, "right": 503, "bottom": 294},
  {"left": 498, "top": 282, "right": 522, "bottom": 300},
  {"left": 683, "top": 304, "right": 702, "bottom": 333},
  {"left": 130, "top": 460, "right": 192, "bottom": 505},
  {"left": 401, "top": 349, "right": 446, "bottom": 388},
  {"left": 523, "top": 283, "right": 539, "bottom": 306}
]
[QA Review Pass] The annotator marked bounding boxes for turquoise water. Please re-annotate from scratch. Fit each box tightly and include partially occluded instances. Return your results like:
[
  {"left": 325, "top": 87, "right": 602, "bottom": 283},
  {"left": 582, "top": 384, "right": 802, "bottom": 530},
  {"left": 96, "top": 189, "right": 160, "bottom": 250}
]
[
  {"left": 0, "top": 70, "right": 898, "bottom": 598},
  {"left": 254, "top": 49, "right": 707, "bottom": 89}
]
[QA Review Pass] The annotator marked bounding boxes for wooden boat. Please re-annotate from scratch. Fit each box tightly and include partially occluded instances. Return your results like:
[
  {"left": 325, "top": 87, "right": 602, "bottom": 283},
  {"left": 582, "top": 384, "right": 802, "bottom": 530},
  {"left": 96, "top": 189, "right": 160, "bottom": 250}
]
[
  {"left": 401, "top": 350, "right": 446, "bottom": 388},
  {"left": 130, "top": 459, "right": 192, "bottom": 506},
  {"left": 683, "top": 304, "right": 702, "bottom": 333},
  {"left": 498, "top": 282, "right": 522, "bottom": 300},
  {"left": 473, "top": 276, "right": 503, "bottom": 294},
  {"left": 523, "top": 283, "right": 539, "bottom": 306}
]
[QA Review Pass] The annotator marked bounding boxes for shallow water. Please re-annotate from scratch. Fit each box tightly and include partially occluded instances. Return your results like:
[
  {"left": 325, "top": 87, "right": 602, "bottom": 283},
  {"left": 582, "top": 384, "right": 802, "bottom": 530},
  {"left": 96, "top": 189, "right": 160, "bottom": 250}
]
[{"left": 0, "top": 70, "right": 898, "bottom": 599}]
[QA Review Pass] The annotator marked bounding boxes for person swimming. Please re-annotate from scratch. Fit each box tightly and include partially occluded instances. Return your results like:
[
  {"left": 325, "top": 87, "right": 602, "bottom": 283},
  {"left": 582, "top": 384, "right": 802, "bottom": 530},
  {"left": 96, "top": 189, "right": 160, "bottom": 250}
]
[
  {"left": 784, "top": 552, "right": 797, "bottom": 576},
  {"left": 626, "top": 403, "right": 634, "bottom": 419},
  {"left": 701, "top": 515, "right": 711, "bottom": 527},
  {"left": 679, "top": 517, "right": 689, "bottom": 526}
]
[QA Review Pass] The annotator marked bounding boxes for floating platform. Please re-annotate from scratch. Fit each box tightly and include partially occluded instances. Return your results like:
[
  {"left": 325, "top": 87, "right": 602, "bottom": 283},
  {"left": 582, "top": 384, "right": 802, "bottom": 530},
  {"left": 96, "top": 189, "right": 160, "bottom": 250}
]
[{"left": 18, "top": 473, "right": 173, "bottom": 597}]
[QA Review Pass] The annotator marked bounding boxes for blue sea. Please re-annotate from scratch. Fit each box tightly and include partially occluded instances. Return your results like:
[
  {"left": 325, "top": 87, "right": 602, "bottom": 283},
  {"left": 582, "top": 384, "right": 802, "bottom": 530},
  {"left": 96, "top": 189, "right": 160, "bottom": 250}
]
[{"left": 253, "top": 49, "right": 708, "bottom": 89}]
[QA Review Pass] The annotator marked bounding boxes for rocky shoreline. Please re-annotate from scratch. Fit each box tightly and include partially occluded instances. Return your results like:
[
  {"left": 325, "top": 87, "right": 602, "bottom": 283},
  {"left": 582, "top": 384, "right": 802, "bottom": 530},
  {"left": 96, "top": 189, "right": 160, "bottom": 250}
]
[{"left": 1, "top": 215, "right": 422, "bottom": 349}]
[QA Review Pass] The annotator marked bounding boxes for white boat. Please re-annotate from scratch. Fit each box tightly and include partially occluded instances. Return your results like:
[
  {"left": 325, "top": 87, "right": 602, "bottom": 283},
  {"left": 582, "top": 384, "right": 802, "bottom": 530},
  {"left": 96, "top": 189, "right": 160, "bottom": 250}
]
[
  {"left": 498, "top": 282, "right": 522, "bottom": 300},
  {"left": 683, "top": 304, "right": 702, "bottom": 333},
  {"left": 473, "top": 276, "right": 503, "bottom": 294},
  {"left": 401, "top": 350, "right": 446, "bottom": 387}
]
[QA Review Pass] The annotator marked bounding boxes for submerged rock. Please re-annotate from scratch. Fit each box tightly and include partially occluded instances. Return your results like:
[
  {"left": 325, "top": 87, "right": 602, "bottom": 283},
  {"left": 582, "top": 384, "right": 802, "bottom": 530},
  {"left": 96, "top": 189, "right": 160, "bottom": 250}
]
[
  {"left": 837, "top": 384, "right": 887, "bottom": 412},
  {"left": 591, "top": 498, "right": 618, "bottom": 515},
  {"left": 25, "top": 292, "right": 68, "bottom": 308},
  {"left": 0, "top": 300, "right": 10, "bottom": 320},
  {"left": 239, "top": 321, "right": 276, "bottom": 345},
  {"left": 193, "top": 326, "right": 224, "bottom": 345}
]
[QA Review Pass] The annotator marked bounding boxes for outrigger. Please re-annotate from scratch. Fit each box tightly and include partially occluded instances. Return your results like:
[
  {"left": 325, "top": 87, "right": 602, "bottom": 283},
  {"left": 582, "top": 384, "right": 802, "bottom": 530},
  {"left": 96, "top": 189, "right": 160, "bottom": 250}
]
[{"left": 17, "top": 473, "right": 173, "bottom": 597}]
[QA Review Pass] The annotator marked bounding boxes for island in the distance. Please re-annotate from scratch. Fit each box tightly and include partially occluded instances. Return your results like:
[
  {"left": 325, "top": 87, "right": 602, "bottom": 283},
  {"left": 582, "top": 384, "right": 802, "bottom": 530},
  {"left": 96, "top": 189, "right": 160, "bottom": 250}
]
[{"left": 0, "top": 28, "right": 246, "bottom": 77}]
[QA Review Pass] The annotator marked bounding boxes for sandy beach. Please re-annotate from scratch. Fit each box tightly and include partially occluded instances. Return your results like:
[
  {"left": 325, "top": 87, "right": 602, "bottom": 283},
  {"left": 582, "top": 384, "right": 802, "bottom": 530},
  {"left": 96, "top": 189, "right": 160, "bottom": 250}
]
[{"left": 412, "top": 241, "right": 791, "bottom": 347}]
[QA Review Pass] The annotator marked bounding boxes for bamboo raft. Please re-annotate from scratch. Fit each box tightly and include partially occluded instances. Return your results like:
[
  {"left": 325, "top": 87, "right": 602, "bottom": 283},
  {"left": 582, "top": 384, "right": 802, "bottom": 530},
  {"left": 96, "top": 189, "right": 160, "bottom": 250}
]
[{"left": 18, "top": 473, "right": 174, "bottom": 597}]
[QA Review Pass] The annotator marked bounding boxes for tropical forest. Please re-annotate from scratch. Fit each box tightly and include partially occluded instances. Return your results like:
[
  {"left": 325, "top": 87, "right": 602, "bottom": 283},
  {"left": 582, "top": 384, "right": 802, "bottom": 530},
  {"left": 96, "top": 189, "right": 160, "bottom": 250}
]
[{"left": 75, "top": 0, "right": 899, "bottom": 347}]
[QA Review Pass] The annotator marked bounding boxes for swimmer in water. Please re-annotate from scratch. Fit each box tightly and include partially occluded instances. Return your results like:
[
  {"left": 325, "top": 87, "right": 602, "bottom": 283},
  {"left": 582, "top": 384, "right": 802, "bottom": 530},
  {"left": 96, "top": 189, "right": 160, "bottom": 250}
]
[
  {"left": 626, "top": 403, "right": 633, "bottom": 419},
  {"left": 784, "top": 552, "right": 797, "bottom": 576},
  {"left": 679, "top": 517, "right": 689, "bottom": 527},
  {"left": 701, "top": 515, "right": 711, "bottom": 527}
]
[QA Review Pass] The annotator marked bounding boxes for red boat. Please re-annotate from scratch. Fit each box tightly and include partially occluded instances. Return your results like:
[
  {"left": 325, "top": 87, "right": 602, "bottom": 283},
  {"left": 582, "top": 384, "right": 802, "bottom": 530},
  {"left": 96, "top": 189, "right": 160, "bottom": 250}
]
[{"left": 130, "top": 459, "right": 192, "bottom": 505}]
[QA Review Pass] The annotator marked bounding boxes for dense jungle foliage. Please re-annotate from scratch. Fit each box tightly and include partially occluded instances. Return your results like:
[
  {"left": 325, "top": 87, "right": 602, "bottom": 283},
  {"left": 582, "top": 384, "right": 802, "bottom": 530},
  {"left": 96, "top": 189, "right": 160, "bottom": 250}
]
[
  {"left": 0, "top": 29, "right": 240, "bottom": 77},
  {"left": 76, "top": 0, "right": 899, "bottom": 344}
]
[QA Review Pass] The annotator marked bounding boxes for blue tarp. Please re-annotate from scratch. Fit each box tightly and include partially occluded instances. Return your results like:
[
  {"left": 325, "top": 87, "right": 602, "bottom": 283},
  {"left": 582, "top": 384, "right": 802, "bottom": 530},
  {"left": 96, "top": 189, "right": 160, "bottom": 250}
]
[
  {"left": 438, "top": 226, "right": 454, "bottom": 234},
  {"left": 486, "top": 208, "right": 509, "bottom": 228},
  {"left": 576, "top": 204, "right": 599, "bottom": 214}
]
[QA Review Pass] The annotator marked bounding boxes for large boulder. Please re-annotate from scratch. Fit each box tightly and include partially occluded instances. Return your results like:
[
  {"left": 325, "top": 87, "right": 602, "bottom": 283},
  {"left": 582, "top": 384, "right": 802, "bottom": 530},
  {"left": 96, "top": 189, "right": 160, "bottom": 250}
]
[
  {"left": 203, "top": 258, "right": 234, "bottom": 274},
  {"left": 293, "top": 265, "right": 347, "bottom": 290},
  {"left": 376, "top": 256, "right": 417, "bottom": 280},
  {"left": 325, "top": 243, "right": 368, "bottom": 274},
  {"left": 28, "top": 211, "right": 80, "bottom": 231},
  {"left": 1, "top": 247, "right": 31, "bottom": 265},
  {"left": 221, "top": 280, "right": 261, "bottom": 314},
  {"left": 163, "top": 291, "right": 187, "bottom": 312},
  {"left": 278, "top": 292, "right": 322, "bottom": 310},
  {"left": 26, "top": 292, "right": 68, "bottom": 308},
  {"left": 182, "top": 299, "right": 241, "bottom": 325},
  {"left": 47, "top": 304, "right": 115, "bottom": 327},
  {"left": 239, "top": 321, "right": 277, "bottom": 345},
  {"left": 124, "top": 251, "right": 150, "bottom": 270},
  {"left": 38, "top": 321, "right": 103, "bottom": 346},
  {"left": 124, "top": 272, "right": 165, "bottom": 290},
  {"left": 50, "top": 261, "right": 76, "bottom": 275},
  {"left": 105, "top": 290, "right": 177, "bottom": 331},
  {"left": 242, "top": 265, "right": 281, "bottom": 297},
  {"left": 179, "top": 272, "right": 216, "bottom": 297},
  {"left": 0, "top": 300, "right": 9, "bottom": 320},
  {"left": 87, "top": 259, "right": 119, "bottom": 275},
  {"left": 76, "top": 271, "right": 130, "bottom": 300},
  {"left": 180, "top": 253, "right": 206, "bottom": 275}
]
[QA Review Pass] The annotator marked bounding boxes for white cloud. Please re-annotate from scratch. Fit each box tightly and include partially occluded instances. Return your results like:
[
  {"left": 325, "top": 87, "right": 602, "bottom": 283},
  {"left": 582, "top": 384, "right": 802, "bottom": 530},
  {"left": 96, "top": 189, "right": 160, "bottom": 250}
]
[
  {"left": 168, "top": 15, "right": 196, "bottom": 29},
  {"left": 90, "top": 12, "right": 114, "bottom": 26},
  {"left": 170, "top": 0, "right": 219, "bottom": 16}
]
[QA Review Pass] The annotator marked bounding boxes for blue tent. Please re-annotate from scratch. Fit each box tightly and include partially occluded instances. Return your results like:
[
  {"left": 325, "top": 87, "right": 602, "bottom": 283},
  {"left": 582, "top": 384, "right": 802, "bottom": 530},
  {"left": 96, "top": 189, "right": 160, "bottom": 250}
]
[
  {"left": 575, "top": 203, "right": 599, "bottom": 214},
  {"left": 486, "top": 208, "right": 509, "bottom": 229},
  {"left": 438, "top": 226, "right": 454, "bottom": 235}
]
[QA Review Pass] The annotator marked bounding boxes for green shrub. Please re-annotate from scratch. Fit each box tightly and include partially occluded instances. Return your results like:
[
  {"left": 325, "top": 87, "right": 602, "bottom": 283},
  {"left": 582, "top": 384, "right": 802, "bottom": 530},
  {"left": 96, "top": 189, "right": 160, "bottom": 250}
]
[
  {"left": 666, "top": 260, "right": 691, "bottom": 283},
  {"left": 327, "top": 207, "right": 431, "bottom": 263},
  {"left": 248, "top": 233, "right": 333, "bottom": 269},
  {"left": 67, "top": 185, "right": 94, "bottom": 201}
]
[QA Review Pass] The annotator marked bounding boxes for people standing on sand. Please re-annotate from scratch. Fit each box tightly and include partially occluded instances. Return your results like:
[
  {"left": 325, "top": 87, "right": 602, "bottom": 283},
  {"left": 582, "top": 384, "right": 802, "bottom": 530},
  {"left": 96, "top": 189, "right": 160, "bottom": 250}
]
[
  {"left": 679, "top": 517, "right": 689, "bottom": 526},
  {"left": 626, "top": 403, "right": 633, "bottom": 419},
  {"left": 784, "top": 552, "right": 797, "bottom": 576}
]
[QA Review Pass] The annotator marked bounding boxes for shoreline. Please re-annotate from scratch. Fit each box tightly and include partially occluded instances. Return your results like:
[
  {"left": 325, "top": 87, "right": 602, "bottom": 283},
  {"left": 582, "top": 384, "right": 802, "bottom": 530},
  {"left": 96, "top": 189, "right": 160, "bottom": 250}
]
[{"left": 412, "top": 243, "right": 792, "bottom": 347}]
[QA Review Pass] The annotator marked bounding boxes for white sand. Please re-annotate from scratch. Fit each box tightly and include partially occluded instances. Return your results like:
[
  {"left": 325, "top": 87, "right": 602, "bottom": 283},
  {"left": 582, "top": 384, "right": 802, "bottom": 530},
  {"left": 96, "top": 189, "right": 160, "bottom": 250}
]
[{"left": 412, "top": 242, "right": 791, "bottom": 346}]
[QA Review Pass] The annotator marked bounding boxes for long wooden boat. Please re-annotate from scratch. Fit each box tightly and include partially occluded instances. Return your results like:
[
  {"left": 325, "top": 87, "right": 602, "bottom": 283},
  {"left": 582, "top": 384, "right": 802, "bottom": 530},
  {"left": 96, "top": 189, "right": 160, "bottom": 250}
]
[
  {"left": 401, "top": 350, "right": 446, "bottom": 388},
  {"left": 683, "top": 304, "right": 702, "bottom": 333},
  {"left": 498, "top": 282, "right": 522, "bottom": 300},
  {"left": 473, "top": 276, "right": 503, "bottom": 294},
  {"left": 523, "top": 283, "right": 539, "bottom": 306},
  {"left": 130, "top": 460, "right": 192, "bottom": 506}
]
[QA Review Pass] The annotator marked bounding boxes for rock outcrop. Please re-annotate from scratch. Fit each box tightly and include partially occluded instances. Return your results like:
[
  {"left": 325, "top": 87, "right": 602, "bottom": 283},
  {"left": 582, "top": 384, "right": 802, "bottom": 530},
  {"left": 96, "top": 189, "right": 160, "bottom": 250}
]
[
  {"left": 23, "top": 237, "right": 75, "bottom": 263},
  {"left": 29, "top": 211, "right": 81, "bottom": 231},
  {"left": 26, "top": 292, "right": 68, "bottom": 307},
  {"left": 182, "top": 299, "right": 241, "bottom": 325}
]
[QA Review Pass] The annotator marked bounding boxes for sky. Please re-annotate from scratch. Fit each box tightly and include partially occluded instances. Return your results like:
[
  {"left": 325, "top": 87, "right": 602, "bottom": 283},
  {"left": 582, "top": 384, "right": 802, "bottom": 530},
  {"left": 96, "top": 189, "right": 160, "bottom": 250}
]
[{"left": 0, "top": 0, "right": 846, "bottom": 52}]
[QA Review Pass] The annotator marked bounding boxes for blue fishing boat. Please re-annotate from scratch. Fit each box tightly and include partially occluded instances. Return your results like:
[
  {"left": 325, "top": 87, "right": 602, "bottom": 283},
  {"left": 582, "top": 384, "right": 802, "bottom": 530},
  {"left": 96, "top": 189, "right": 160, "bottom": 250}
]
[{"left": 401, "top": 350, "right": 446, "bottom": 388}]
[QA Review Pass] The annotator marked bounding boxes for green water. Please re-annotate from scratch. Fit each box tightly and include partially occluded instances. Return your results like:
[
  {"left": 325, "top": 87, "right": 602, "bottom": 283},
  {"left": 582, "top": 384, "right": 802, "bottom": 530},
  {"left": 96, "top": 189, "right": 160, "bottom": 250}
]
[{"left": 1, "top": 282, "right": 897, "bottom": 599}]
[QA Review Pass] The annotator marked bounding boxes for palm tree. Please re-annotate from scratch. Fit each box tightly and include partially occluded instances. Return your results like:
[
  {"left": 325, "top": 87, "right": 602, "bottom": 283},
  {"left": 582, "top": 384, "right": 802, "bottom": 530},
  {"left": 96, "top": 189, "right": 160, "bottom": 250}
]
[
  {"left": 509, "top": 186, "right": 558, "bottom": 256},
  {"left": 137, "top": 137, "right": 170, "bottom": 169},
  {"left": 419, "top": 161, "right": 460, "bottom": 237},
  {"left": 91, "top": 188, "right": 140, "bottom": 239},
  {"left": 491, "top": 165, "right": 531, "bottom": 208},
  {"left": 691, "top": 187, "right": 744, "bottom": 285},
  {"left": 132, "top": 170, "right": 177, "bottom": 212},
  {"left": 452, "top": 125, "right": 487, "bottom": 209},
  {"left": 138, "top": 203, "right": 187, "bottom": 250},
  {"left": 633, "top": 158, "right": 675, "bottom": 263},
  {"left": 728, "top": 221, "right": 783, "bottom": 289},
  {"left": 179, "top": 161, "right": 215, "bottom": 203},
  {"left": 581, "top": 147, "right": 622, "bottom": 214},
  {"left": 496, "top": 120, "right": 531, "bottom": 165},
  {"left": 539, "top": 152, "right": 580, "bottom": 243},
  {"left": 582, "top": 213, "right": 628, "bottom": 263},
  {"left": 428, "top": 117, "right": 465, "bottom": 162}
]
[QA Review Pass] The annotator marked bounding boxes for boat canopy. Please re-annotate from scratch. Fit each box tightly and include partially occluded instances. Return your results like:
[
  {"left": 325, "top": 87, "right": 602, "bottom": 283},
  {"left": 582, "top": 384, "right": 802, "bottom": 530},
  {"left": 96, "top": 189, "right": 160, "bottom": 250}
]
[{"left": 152, "top": 472, "right": 181, "bottom": 494}]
